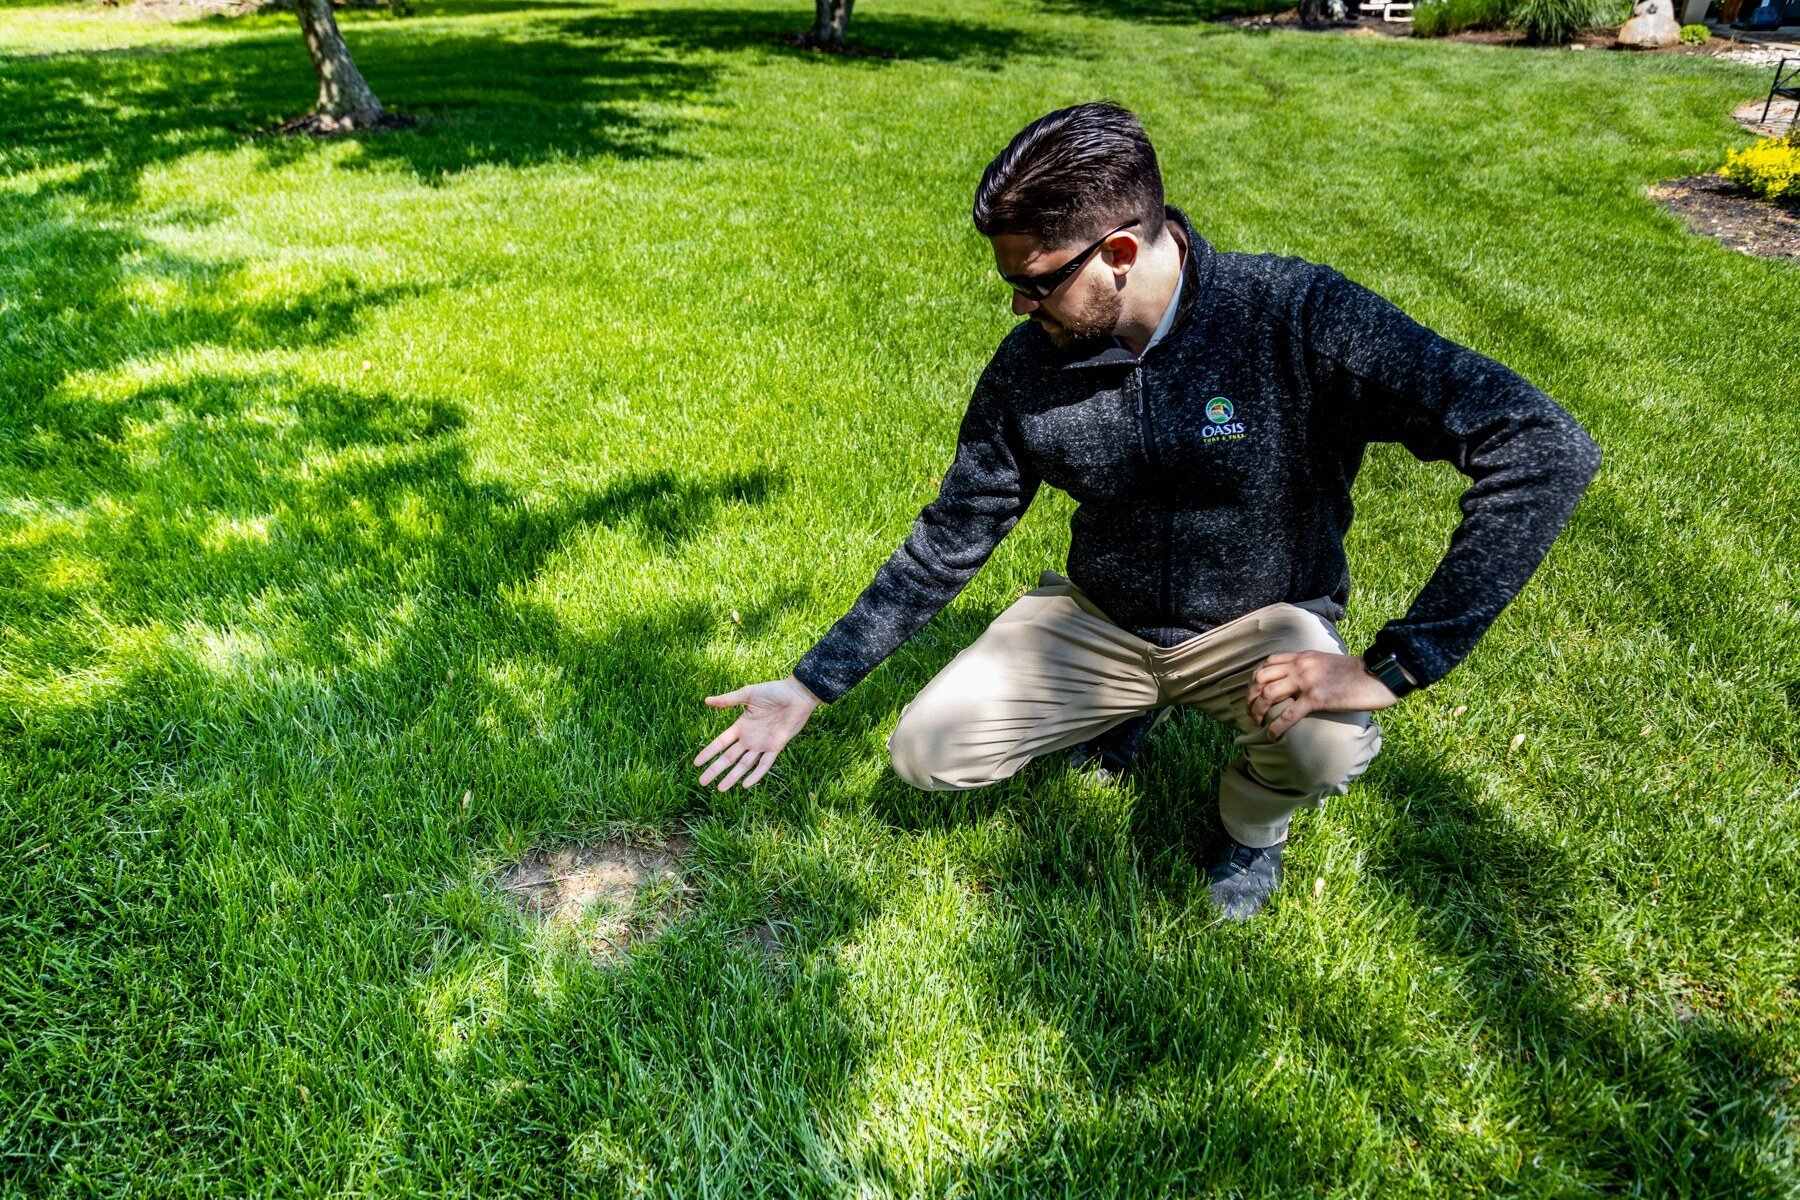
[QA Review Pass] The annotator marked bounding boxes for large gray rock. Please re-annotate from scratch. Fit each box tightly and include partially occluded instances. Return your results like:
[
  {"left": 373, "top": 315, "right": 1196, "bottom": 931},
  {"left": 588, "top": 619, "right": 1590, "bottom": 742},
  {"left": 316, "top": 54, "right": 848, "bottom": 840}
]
[{"left": 1617, "top": 0, "right": 1681, "bottom": 47}]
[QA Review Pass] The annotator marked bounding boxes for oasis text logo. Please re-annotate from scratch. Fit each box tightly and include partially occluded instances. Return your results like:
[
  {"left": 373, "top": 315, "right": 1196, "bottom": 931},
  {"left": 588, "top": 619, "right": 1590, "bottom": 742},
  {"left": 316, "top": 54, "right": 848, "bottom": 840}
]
[{"left": 1202, "top": 396, "right": 1246, "bottom": 443}]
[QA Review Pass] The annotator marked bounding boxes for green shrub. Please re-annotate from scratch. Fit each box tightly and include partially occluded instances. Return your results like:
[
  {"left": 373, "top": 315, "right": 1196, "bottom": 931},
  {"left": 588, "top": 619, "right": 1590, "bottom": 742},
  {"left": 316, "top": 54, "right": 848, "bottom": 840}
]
[
  {"left": 1412, "top": 0, "right": 1511, "bottom": 35},
  {"left": 1722, "top": 132, "right": 1800, "bottom": 202},
  {"left": 1679, "top": 21, "right": 1710, "bottom": 43},
  {"left": 1510, "top": 0, "right": 1599, "bottom": 42}
]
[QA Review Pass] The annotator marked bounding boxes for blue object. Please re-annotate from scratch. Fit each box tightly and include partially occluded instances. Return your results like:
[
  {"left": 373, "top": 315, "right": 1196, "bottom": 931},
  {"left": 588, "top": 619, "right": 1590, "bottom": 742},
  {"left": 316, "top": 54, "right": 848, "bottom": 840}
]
[{"left": 1742, "top": 0, "right": 1783, "bottom": 29}]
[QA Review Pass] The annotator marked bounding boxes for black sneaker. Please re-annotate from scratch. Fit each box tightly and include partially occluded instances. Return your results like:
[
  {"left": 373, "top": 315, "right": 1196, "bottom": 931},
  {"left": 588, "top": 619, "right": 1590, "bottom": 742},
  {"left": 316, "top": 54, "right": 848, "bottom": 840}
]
[
  {"left": 1068, "top": 707, "right": 1173, "bottom": 784},
  {"left": 1205, "top": 838, "right": 1285, "bottom": 921}
]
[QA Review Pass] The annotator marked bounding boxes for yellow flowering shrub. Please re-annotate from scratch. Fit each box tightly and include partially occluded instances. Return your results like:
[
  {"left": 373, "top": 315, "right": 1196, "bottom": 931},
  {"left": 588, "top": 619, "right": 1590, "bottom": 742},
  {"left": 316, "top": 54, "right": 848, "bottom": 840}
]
[{"left": 1722, "top": 133, "right": 1800, "bottom": 203}]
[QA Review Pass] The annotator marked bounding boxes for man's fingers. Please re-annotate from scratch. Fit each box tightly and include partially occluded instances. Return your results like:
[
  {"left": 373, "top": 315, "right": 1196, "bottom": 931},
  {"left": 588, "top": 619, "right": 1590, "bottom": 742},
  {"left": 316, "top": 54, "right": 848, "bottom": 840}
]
[
  {"left": 694, "top": 725, "right": 740, "bottom": 768},
  {"left": 705, "top": 687, "right": 752, "bottom": 709},
  {"left": 1250, "top": 676, "right": 1300, "bottom": 724},
  {"left": 743, "top": 750, "right": 778, "bottom": 789},
  {"left": 1247, "top": 661, "right": 1288, "bottom": 710},
  {"left": 698, "top": 742, "right": 747, "bottom": 786},
  {"left": 716, "top": 751, "right": 760, "bottom": 792},
  {"left": 1250, "top": 660, "right": 1292, "bottom": 690},
  {"left": 1267, "top": 697, "right": 1314, "bottom": 740}
]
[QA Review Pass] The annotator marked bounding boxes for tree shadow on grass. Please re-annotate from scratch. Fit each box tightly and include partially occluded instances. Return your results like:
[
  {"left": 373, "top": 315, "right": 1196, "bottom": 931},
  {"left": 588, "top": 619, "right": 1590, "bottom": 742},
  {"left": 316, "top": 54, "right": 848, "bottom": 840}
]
[
  {"left": 585, "top": 467, "right": 785, "bottom": 553},
  {"left": 0, "top": 13, "right": 719, "bottom": 199},
  {"left": 1, "top": 17, "right": 866, "bottom": 1170},
  {"left": 0, "top": 56, "right": 421, "bottom": 457},
  {"left": 2, "top": 0, "right": 1056, "bottom": 206},
  {"left": 0, "top": 357, "right": 823, "bottom": 1187},
  {"left": 331, "top": 18, "right": 722, "bottom": 181},
  {"left": 557, "top": 3, "right": 1067, "bottom": 67}
]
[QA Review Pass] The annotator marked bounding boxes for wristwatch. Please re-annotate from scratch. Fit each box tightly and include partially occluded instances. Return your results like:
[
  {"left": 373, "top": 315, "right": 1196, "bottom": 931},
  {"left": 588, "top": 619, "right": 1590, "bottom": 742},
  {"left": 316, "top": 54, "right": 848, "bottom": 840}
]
[{"left": 1362, "top": 650, "right": 1419, "bottom": 699}]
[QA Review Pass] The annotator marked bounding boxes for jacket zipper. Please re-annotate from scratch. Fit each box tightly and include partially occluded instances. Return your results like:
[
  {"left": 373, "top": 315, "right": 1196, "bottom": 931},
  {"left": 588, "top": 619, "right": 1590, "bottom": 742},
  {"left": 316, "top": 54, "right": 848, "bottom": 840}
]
[{"left": 1132, "top": 367, "right": 1174, "bottom": 624}]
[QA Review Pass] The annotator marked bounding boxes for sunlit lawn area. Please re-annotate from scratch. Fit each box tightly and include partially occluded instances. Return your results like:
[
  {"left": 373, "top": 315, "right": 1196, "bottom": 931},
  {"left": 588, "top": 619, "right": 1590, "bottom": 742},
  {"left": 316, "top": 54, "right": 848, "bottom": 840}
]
[{"left": 2, "top": 0, "right": 1797, "bottom": 1193}]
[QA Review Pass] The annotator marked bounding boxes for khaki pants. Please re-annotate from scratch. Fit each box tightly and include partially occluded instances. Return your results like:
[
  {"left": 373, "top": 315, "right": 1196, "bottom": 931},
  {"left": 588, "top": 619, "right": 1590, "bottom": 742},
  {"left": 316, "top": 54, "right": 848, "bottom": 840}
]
[{"left": 887, "top": 572, "right": 1382, "bottom": 848}]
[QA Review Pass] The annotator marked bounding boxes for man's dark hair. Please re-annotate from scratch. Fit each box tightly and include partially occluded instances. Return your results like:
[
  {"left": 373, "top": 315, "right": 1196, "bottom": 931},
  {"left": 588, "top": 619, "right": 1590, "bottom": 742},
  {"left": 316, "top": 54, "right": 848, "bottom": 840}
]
[{"left": 972, "top": 102, "right": 1165, "bottom": 249}]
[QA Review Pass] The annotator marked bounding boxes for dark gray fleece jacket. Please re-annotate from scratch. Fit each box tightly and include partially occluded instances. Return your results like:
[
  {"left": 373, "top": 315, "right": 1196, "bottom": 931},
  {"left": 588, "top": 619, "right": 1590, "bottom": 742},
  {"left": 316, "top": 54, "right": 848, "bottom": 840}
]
[{"left": 793, "top": 206, "right": 1601, "bottom": 704}]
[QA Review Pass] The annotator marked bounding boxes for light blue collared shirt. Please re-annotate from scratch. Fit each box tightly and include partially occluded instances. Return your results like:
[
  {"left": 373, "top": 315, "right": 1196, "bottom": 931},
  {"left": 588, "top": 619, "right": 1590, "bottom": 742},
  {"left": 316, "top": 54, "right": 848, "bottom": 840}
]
[{"left": 1122, "top": 257, "right": 1184, "bottom": 357}]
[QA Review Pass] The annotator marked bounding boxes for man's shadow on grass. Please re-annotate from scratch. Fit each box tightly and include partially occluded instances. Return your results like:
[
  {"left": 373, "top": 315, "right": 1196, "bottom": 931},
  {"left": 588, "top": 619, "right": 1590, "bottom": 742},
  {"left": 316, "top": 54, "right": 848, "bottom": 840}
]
[
  {"left": 871, "top": 715, "right": 1795, "bottom": 1193},
  {"left": 802, "top": 622, "right": 1792, "bottom": 1192},
  {"left": 1359, "top": 750, "right": 1793, "bottom": 1194}
]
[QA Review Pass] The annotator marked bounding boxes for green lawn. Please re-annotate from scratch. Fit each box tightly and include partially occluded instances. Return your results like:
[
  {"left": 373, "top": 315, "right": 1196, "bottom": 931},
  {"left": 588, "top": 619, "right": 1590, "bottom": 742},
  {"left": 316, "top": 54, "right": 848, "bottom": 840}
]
[{"left": 3, "top": 0, "right": 1798, "bottom": 1194}]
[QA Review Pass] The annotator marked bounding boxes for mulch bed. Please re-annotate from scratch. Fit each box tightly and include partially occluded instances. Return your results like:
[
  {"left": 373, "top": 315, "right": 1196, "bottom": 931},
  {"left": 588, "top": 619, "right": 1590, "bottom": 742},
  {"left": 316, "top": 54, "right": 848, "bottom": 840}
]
[
  {"left": 1649, "top": 174, "right": 1800, "bottom": 260},
  {"left": 1221, "top": 9, "right": 1781, "bottom": 55}
]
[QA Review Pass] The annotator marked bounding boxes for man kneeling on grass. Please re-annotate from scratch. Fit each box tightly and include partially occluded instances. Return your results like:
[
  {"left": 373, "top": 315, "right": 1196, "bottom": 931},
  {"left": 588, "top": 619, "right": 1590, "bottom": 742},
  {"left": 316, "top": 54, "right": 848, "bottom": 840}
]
[{"left": 695, "top": 102, "right": 1601, "bottom": 919}]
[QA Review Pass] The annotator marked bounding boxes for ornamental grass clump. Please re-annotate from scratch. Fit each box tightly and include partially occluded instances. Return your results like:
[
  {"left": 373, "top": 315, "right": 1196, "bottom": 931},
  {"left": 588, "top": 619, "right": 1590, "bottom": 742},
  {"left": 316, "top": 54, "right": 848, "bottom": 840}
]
[
  {"left": 1511, "top": 0, "right": 1600, "bottom": 43},
  {"left": 1722, "top": 133, "right": 1800, "bottom": 202},
  {"left": 1412, "top": 0, "right": 1511, "bottom": 35}
]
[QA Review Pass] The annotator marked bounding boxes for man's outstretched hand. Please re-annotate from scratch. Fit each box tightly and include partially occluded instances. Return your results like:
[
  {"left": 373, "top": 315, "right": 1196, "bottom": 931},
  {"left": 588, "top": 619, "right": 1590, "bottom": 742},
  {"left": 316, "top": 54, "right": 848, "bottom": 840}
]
[
  {"left": 1247, "top": 650, "right": 1407, "bottom": 740},
  {"left": 695, "top": 675, "right": 822, "bottom": 791}
]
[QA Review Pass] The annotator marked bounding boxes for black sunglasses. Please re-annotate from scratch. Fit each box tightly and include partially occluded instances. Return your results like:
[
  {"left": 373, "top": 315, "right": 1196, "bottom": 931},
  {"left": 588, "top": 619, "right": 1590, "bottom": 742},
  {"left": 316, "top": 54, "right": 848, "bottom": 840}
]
[{"left": 999, "top": 220, "right": 1141, "bottom": 301}]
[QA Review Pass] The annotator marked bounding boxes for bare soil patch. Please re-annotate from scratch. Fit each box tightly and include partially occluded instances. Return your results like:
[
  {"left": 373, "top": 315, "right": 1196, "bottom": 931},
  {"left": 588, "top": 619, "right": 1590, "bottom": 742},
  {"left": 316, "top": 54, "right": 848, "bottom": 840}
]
[
  {"left": 770, "top": 32, "right": 897, "bottom": 57},
  {"left": 499, "top": 835, "right": 692, "bottom": 962},
  {"left": 744, "top": 919, "right": 786, "bottom": 957},
  {"left": 1650, "top": 173, "right": 1800, "bottom": 261},
  {"left": 257, "top": 111, "right": 418, "bottom": 138}
]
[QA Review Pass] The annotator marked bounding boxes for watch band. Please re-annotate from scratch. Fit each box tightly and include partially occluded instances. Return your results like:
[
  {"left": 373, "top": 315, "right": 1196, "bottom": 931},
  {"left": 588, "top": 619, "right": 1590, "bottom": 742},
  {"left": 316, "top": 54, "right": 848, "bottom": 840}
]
[{"left": 1362, "top": 650, "right": 1418, "bottom": 698}]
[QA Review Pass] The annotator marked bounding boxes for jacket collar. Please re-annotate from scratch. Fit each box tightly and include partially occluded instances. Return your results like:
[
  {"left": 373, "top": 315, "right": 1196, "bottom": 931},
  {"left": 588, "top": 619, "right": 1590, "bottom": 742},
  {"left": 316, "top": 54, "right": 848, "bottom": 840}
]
[{"left": 1039, "top": 204, "right": 1215, "bottom": 372}]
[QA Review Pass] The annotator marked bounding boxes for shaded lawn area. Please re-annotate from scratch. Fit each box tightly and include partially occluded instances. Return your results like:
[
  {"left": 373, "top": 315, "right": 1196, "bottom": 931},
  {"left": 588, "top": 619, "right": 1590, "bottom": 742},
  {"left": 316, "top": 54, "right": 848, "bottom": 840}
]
[{"left": 1, "top": 0, "right": 1797, "bottom": 1193}]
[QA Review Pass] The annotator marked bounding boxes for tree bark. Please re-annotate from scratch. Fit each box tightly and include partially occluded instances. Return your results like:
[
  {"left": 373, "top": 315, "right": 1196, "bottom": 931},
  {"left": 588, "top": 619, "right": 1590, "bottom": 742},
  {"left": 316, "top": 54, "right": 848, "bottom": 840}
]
[
  {"left": 294, "top": 0, "right": 384, "bottom": 125},
  {"left": 808, "top": 0, "right": 854, "bottom": 49}
]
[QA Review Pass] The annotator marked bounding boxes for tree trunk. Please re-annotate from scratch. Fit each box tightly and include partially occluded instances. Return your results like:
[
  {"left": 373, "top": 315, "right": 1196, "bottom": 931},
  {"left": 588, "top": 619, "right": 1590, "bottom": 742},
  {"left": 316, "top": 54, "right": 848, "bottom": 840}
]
[
  {"left": 294, "top": 0, "right": 384, "bottom": 125},
  {"left": 808, "top": 0, "right": 854, "bottom": 49}
]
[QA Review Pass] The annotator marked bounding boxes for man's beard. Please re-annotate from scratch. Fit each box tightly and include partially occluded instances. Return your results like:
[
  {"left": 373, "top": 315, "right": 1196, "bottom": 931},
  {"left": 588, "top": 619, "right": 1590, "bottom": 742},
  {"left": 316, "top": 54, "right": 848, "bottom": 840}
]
[{"left": 1034, "top": 287, "right": 1123, "bottom": 353}]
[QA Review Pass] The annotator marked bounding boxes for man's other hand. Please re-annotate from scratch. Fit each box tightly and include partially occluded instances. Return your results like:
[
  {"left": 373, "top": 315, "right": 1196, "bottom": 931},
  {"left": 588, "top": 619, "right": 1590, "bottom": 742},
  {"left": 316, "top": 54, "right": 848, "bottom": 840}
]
[
  {"left": 694, "top": 675, "right": 822, "bottom": 791},
  {"left": 1247, "top": 651, "right": 1406, "bottom": 740}
]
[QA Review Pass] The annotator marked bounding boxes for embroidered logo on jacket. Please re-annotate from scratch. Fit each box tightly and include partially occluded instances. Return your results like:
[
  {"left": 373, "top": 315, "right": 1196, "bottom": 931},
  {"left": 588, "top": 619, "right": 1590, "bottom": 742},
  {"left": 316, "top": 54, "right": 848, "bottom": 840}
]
[{"left": 1202, "top": 396, "right": 1247, "bottom": 443}]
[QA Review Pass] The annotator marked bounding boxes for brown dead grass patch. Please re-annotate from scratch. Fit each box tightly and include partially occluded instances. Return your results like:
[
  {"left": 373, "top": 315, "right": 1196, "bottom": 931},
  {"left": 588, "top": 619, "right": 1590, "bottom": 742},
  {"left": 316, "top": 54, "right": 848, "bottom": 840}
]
[{"left": 498, "top": 836, "right": 692, "bottom": 963}]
